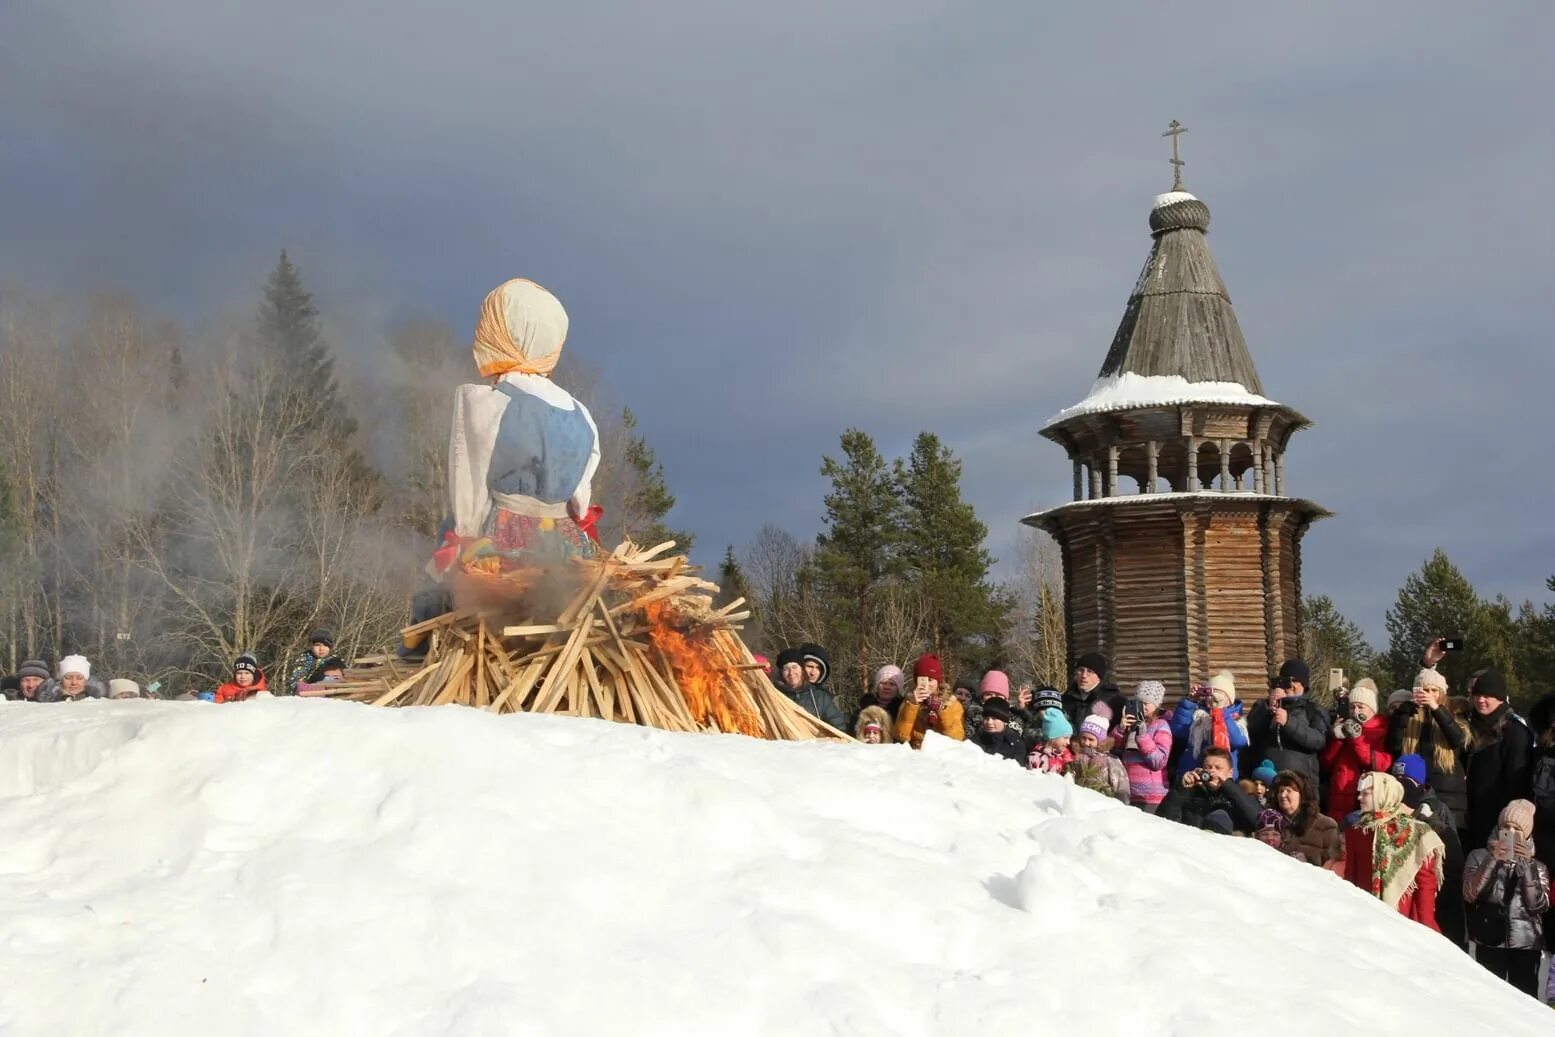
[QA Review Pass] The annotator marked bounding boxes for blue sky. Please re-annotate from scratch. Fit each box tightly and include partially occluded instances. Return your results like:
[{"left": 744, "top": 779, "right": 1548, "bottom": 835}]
[{"left": 2, "top": 2, "right": 1551, "bottom": 641}]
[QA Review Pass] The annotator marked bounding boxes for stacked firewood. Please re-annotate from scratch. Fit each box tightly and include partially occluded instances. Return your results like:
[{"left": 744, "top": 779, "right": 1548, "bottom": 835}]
[{"left": 305, "top": 541, "right": 849, "bottom": 741}]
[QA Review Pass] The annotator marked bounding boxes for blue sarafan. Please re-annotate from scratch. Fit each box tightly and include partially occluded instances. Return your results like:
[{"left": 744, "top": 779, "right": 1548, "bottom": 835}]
[{"left": 1023, "top": 137, "right": 1328, "bottom": 707}]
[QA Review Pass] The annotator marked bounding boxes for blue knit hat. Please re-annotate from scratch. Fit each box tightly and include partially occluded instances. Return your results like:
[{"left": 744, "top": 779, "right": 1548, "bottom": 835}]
[
  {"left": 1041, "top": 710, "right": 1074, "bottom": 741},
  {"left": 1252, "top": 760, "right": 1278, "bottom": 785},
  {"left": 1391, "top": 754, "right": 1428, "bottom": 787}
]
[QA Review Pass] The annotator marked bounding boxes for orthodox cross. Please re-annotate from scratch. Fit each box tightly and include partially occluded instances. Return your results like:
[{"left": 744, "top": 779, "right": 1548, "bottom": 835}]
[{"left": 1162, "top": 119, "right": 1188, "bottom": 190}]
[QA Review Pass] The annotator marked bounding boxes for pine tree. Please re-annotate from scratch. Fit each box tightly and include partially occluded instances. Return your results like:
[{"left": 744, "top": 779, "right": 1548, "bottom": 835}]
[
  {"left": 1383, "top": 549, "right": 1496, "bottom": 693},
  {"left": 619, "top": 408, "right": 692, "bottom": 553},
  {"left": 812, "top": 429, "right": 905, "bottom": 697},
  {"left": 896, "top": 432, "right": 1009, "bottom": 676},
  {"left": 1299, "top": 595, "right": 1374, "bottom": 704},
  {"left": 257, "top": 251, "right": 354, "bottom": 435}
]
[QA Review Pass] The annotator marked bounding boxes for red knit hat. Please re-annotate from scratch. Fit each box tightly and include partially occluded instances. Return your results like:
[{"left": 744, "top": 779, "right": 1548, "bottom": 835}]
[{"left": 913, "top": 653, "right": 943, "bottom": 682}]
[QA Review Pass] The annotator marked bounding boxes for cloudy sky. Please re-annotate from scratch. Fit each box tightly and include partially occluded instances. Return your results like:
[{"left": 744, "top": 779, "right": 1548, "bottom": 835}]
[{"left": 2, "top": 2, "right": 1551, "bottom": 641}]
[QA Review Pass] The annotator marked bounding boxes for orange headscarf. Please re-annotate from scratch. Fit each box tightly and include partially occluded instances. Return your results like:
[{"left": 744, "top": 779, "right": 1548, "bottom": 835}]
[{"left": 471, "top": 278, "right": 569, "bottom": 379}]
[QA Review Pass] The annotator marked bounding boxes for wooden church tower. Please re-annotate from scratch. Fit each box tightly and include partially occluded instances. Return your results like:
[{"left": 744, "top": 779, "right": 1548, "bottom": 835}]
[{"left": 1024, "top": 124, "right": 1328, "bottom": 699}]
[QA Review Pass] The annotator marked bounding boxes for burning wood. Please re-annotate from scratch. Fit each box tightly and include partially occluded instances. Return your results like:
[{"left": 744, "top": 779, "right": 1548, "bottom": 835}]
[{"left": 307, "top": 540, "right": 850, "bottom": 741}]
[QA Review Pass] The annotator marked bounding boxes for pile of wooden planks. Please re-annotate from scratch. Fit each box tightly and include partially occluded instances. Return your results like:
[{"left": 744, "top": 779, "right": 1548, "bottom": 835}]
[{"left": 305, "top": 541, "right": 849, "bottom": 741}]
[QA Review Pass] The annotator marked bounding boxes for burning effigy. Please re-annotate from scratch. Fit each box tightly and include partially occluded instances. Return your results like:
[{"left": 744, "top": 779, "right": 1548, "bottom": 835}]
[{"left": 312, "top": 280, "right": 846, "bottom": 741}]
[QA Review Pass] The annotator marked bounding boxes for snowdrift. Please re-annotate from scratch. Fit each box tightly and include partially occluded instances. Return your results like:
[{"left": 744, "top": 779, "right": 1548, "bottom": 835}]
[{"left": 0, "top": 699, "right": 1546, "bottom": 1036}]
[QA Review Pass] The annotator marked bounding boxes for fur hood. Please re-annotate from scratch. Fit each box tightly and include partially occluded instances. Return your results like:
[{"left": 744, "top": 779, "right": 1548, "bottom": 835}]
[{"left": 855, "top": 705, "right": 894, "bottom": 743}]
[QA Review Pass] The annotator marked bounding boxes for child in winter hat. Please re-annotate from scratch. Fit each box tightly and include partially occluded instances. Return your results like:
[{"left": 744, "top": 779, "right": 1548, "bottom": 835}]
[
  {"left": 1078, "top": 714, "right": 1109, "bottom": 744},
  {"left": 107, "top": 679, "right": 141, "bottom": 700},
  {"left": 978, "top": 670, "right": 1011, "bottom": 700},
  {"left": 1032, "top": 686, "right": 1063, "bottom": 713},
  {"left": 1030, "top": 710, "right": 1075, "bottom": 774},
  {"left": 1391, "top": 754, "right": 1428, "bottom": 788},
  {"left": 1134, "top": 680, "right": 1167, "bottom": 708}
]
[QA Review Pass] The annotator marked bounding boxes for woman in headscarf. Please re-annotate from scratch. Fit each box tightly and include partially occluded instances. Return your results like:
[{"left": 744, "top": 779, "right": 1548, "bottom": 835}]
[{"left": 1340, "top": 770, "right": 1447, "bottom": 932}]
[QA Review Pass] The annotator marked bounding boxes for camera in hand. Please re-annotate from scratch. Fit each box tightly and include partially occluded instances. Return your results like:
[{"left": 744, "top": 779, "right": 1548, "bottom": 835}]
[
  {"left": 1195, "top": 769, "right": 1215, "bottom": 785},
  {"left": 1440, "top": 638, "right": 1464, "bottom": 652}
]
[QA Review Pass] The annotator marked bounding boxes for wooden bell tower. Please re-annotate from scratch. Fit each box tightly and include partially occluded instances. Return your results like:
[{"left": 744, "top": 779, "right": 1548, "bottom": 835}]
[{"left": 1024, "top": 126, "right": 1328, "bottom": 700}]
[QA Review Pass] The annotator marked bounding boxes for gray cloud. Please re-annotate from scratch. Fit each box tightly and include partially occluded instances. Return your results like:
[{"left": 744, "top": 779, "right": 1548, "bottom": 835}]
[{"left": 2, "top": 1, "right": 1550, "bottom": 643}]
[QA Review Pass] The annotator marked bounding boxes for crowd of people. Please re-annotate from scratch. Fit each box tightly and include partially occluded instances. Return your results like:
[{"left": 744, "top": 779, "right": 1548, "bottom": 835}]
[
  {"left": 6, "top": 631, "right": 1552, "bottom": 1003},
  {"left": 0, "top": 629, "right": 351, "bottom": 704},
  {"left": 767, "top": 637, "right": 1555, "bottom": 1004}
]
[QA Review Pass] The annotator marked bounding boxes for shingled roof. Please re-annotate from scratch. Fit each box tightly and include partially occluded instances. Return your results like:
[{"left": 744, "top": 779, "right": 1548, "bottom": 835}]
[{"left": 1095, "top": 191, "right": 1264, "bottom": 394}]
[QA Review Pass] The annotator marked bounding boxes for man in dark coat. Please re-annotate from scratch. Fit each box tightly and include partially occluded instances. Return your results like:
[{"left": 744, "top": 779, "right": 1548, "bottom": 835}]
[
  {"left": 1158, "top": 748, "right": 1261, "bottom": 833},
  {"left": 776, "top": 647, "right": 846, "bottom": 731},
  {"left": 1243, "top": 659, "right": 1328, "bottom": 785},
  {"left": 1062, "top": 652, "right": 1123, "bottom": 730},
  {"left": 1464, "top": 668, "right": 1534, "bottom": 851}
]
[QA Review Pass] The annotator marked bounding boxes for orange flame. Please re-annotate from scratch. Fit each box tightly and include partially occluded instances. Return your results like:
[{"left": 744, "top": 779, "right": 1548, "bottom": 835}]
[{"left": 644, "top": 601, "right": 763, "bottom": 736}]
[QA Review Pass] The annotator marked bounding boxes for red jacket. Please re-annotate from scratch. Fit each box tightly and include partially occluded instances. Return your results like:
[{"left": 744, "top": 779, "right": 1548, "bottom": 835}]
[
  {"left": 215, "top": 671, "right": 269, "bottom": 703},
  {"left": 1341, "top": 825, "right": 1441, "bottom": 933},
  {"left": 1320, "top": 715, "right": 1392, "bottom": 818}
]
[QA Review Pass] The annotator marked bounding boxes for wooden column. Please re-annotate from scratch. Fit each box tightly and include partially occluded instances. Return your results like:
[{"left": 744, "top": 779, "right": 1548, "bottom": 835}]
[
  {"left": 1107, "top": 445, "right": 1120, "bottom": 498},
  {"left": 1218, "top": 439, "right": 1231, "bottom": 493},
  {"left": 1145, "top": 440, "right": 1159, "bottom": 494},
  {"left": 1252, "top": 440, "right": 1264, "bottom": 494},
  {"left": 1090, "top": 463, "right": 1102, "bottom": 500},
  {"left": 1274, "top": 452, "right": 1285, "bottom": 496},
  {"left": 1073, "top": 460, "right": 1083, "bottom": 502},
  {"left": 1188, "top": 436, "right": 1201, "bottom": 490}
]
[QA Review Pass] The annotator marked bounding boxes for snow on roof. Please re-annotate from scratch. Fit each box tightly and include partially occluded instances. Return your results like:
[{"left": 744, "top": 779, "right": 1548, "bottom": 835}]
[
  {"left": 1153, "top": 190, "right": 1199, "bottom": 208},
  {"left": 1022, "top": 490, "right": 1328, "bottom": 526},
  {"left": 1043, "top": 372, "right": 1280, "bottom": 429},
  {"left": 0, "top": 699, "right": 1537, "bottom": 1031}
]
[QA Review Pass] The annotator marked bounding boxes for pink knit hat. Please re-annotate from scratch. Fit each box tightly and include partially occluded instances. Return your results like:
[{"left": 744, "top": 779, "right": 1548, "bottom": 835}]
[
  {"left": 978, "top": 670, "right": 1010, "bottom": 699},
  {"left": 1499, "top": 800, "right": 1536, "bottom": 840}
]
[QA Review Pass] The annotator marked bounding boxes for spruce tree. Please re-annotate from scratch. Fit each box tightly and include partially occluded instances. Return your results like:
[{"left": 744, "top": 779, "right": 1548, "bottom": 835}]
[
  {"left": 715, "top": 545, "right": 753, "bottom": 612},
  {"left": 257, "top": 250, "right": 354, "bottom": 435},
  {"left": 1383, "top": 549, "right": 1493, "bottom": 692},
  {"left": 1299, "top": 595, "right": 1374, "bottom": 703},
  {"left": 620, "top": 408, "right": 692, "bottom": 553},
  {"left": 895, "top": 432, "right": 1008, "bottom": 675},
  {"left": 813, "top": 429, "right": 904, "bottom": 696}
]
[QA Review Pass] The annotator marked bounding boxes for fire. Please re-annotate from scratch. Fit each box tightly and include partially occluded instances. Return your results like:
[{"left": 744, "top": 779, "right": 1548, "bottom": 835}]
[{"left": 644, "top": 601, "right": 763, "bottom": 736}]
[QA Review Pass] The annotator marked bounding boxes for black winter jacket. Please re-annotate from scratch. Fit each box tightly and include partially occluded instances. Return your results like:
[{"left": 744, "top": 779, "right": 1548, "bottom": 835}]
[
  {"left": 1158, "top": 778, "right": 1261, "bottom": 833},
  {"left": 1465, "top": 705, "right": 1533, "bottom": 850},
  {"left": 1062, "top": 681, "right": 1123, "bottom": 730},
  {"left": 1244, "top": 695, "right": 1327, "bottom": 783},
  {"left": 974, "top": 727, "right": 1027, "bottom": 763}
]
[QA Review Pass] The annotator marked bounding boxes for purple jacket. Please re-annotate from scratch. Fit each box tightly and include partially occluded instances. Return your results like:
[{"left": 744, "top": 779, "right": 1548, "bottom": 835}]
[{"left": 1112, "top": 717, "right": 1173, "bottom": 806}]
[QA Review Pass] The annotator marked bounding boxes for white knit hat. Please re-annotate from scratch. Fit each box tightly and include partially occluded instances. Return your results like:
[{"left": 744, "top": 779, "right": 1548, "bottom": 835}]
[
  {"left": 58, "top": 654, "right": 90, "bottom": 679},
  {"left": 1349, "top": 678, "right": 1379, "bottom": 714},
  {"left": 1414, "top": 668, "right": 1448, "bottom": 693},
  {"left": 1209, "top": 670, "right": 1236, "bottom": 708},
  {"left": 108, "top": 679, "right": 140, "bottom": 699},
  {"left": 1079, "top": 714, "right": 1110, "bottom": 740}
]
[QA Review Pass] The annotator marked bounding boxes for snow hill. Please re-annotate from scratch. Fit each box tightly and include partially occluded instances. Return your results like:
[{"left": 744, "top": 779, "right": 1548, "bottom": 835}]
[{"left": 0, "top": 700, "right": 1547, "bottom": 1036}]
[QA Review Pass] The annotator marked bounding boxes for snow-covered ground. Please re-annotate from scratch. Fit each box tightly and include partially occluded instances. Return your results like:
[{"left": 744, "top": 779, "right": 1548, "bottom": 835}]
[{"left": 0, "top": 699, "right": 1546, "bottom": 1036}]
